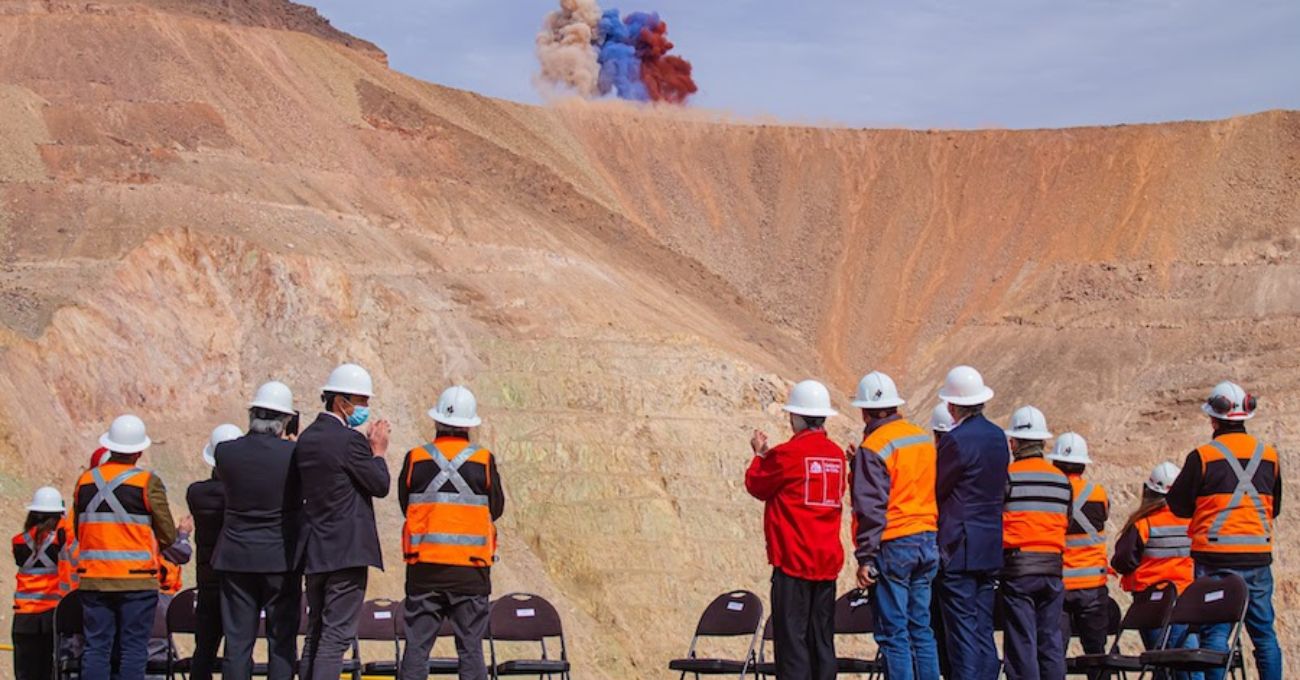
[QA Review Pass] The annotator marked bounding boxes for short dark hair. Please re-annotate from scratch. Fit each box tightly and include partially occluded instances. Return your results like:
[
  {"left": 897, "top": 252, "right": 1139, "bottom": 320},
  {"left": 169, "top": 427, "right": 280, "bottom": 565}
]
[
  {"left": 801, "top": 416, "right": 826, "bottom": 429},
  {"left": 436, "top": 425, "right": 471, "bottom": 439},
  {"left": 865, "top": 407, "right": 898, "bottom": 420},
  {"left": 1055, "top": 462, "right": 1086, "bottom": 476},
  {"left": 951, "top": 403, "right": 984, "bottom": 420}
]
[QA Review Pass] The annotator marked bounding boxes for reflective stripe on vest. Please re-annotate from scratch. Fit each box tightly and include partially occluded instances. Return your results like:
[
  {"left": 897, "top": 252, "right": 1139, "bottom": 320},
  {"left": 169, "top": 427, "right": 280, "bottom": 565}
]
[
  {"left": 408, "top": 445, "right": 488, "bottom": 509},
  {"left": 1205, "top": 440, "right": 1271, "bottom": 546},
  {"left": 1065, "top": 482, "right": 1105, "bottom": 547},
  {"left": 1063, "top": 566, "right": 1106, "bottom": 579},
  {"left": 19, "top": 531, "right": 59, "bottom": 576},
  {"left": 876, "top": 434, "right": 931, "bottom": 461},
  {"left": 403, "top": 443, "right": 495, "bottom": 566},
  {"left": 87, "top": 467, "right": 153, "bottom": 526},
  {"left": 1006, "top": 472, "right": 1071, "bottom": 514},
  {"left": 1145, "top": 524, "right": 1192, "bottom": 558},
  {"left": 409, "top": 532, "right": 488, "bottom": 547}
]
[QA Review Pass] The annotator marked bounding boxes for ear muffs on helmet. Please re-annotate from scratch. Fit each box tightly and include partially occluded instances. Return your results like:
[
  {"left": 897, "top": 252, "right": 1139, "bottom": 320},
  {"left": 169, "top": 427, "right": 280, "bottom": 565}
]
[{"left": 1207, "top": 392, "right": 1257, "bottom": 417}]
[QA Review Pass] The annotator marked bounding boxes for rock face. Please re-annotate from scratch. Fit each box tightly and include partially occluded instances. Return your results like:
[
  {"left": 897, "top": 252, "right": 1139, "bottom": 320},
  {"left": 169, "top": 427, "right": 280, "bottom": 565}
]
[{"left": 0, "top": 1, "right": 1298, "bottom": 677}]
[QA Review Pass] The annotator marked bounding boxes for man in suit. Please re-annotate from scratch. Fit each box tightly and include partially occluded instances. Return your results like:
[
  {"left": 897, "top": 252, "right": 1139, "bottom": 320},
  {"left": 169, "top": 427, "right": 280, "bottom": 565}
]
[
  {"left": 185, "top": 424, "right": 240, "bottom": 680},
  {"left": 213, "top": 382, "right": 305, "bottom": 680},
  {"left": 295, "top": 364, "right": 391, "bottom": 680},
  {"left": 934, "top": 366, "right": 1009, "bottom": 680}
]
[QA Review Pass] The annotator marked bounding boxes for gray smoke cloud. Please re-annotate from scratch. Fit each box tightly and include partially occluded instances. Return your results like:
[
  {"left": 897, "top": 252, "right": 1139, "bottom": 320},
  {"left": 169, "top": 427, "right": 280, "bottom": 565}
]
[{"left": 535, "top": 0, "right": 604, "bottom": 97}]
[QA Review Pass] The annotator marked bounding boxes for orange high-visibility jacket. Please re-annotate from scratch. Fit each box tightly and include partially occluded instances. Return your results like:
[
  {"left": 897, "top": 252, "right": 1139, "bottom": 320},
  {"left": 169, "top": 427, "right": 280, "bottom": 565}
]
[
  {"left": 1121, "top": 506, "right": 1193, "bottom": 594},
  {"left": 1063, "top": 476, "right": 1109, "bottom": 591},
  {"left": 402, "top": 440, "right": 496, "bottom": 567},
  {"left": 72, "top": 462, "right": 161, "bottom": 582},
  {"left": 1188, "top": 433, "right": 1278, "bottom": 556},
  {"left": 158, "top": 557, "right": 183, "bottom": 595},
  {"left": 12, "top": 527, "right": 64, "bottom": 615},
  {"left": 56, "top": 515, "right": 79, "bottom": 595},
  {"left": 1003, "top": 457, "right": 1071, "bottom": 554},
  {"left": 862, "top": 418, "right": 938, "bottom": 542}
]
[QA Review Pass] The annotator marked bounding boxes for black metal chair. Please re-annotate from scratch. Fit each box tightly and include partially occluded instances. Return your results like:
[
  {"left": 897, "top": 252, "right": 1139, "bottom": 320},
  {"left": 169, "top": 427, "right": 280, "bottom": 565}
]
[
  {"left": 753, "top": 618, "right": 775, "bottom": 678},
  {"left": 668, "top": 590, "right": 763, "bottom": 679},
  {"left": 53, "top": 591, "right": 83, "bottom": 680},
  {"left": 488, "top": 593, "right": 571, "bottom": 679},
  {"left": 832, "top": 590, "right": 883, "bottom": 677},
  {"left": 356, "top": 599, "right": 402, "bottom": 677},
  {"left": 164, "top": 588, "right": 200, "bottom": 678},
  {"left": 1068, "top": 581, "right": 1178, "bottom": 678},
  {"left": 146, "top": 597, "right": 176, "bottom": 679},
  {"left": 1140, "top": 574, "right": 1249, "bottom": 680}
]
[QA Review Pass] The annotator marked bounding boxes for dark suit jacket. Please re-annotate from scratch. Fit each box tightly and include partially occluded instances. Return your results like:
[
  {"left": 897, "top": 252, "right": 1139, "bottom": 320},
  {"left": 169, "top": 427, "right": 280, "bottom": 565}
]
[
  {"left": 294, "top": 413, "right": 390, "bottom": 574},
  {"left": 185, "top": 476, "right": 225, "bottom": 584},
  {"left": 935, "top": 413, "right": 1010, "bottom": 573},
  {"left": 212, "top": 433, "right": 304, "bottom": 574}
]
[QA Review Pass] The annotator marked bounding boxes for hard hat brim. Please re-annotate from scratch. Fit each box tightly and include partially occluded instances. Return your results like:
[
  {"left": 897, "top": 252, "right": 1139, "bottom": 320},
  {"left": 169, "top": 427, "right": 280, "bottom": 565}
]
[
  {"left": 321, "top": 384, "right": 374, "bottom": 398},
  {"left": 1201, "top": 403, "right": 1254, "bottom": 421},
  {"left": 248, "top": 399, "right": 297, "bottom": 415},
  {"left": 202, "top": 443, "right": 217, "bottom": 467},
  {"left": 98, "top": 432, "right": 151, "bottom": 454},
  {"left": 1144, "top": 481, "right": 1170, "bottom": 494},
  {"left": 428, "top": 409, "right": 482, "bottom": 429},
  {"left": 26, "top": 502, "right": 65, "bottom": 513},
  {"left": 783, "top": 405, "right": 839, "bottom": 418},
  {"left": 1046, "top": 452, "right": 1093, "bottom": 465},
  {"left": 851, "top": 397, "right": 906, "bottom": 409},
  {"left": 938, "top": 386, "right": 995, "bottom": 406},
  {"left": 931, "top": 424, "right": 954, "bottom": 433},
  {"left": 1004, "top": 429, "right": 1053, "bottom": 441}
]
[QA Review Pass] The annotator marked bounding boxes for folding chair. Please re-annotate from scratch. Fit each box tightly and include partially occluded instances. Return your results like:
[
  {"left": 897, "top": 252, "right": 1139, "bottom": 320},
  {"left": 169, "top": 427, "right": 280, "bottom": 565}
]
[
  {"left": 668, "top": 590, "right": 763, "bottom": 679},
  {"left": 1140, "top": 573, "right": 1249, "bottom": 680},
  {"left": 164, "top": 588, "right": 200, "bottom": 678},
  {"left": 1068, "top": 581, "right": 1178, "bottom": 678},
  {"left": 395, "top": 606, "right": 460, "bottom": 676},
  {"left": 146, "top": 597, "right": 176, "bottom": 679},
  {"left": 54, "top": 591, "right": 83, "bottom": 680},
  {"left": 753, "top": 618, "right": 775, "bottom": 678},
  {"left": 489, "top": 593, "right": 571, "bottom": 678},
  {"left": 833, "top": 590, "right": 883, "bottom": 677},
  {"left": 356, "top": 599, "right": 402, "bottom": 677}
]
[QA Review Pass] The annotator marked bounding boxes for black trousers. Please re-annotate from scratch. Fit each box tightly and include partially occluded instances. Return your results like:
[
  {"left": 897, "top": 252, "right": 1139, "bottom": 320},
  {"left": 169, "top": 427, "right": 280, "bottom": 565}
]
[
  {"left": 300, "top": 567, "right": 367, "bottom": 680},
  {"left": 12, "top": 611, "right": 54, "bottom": 680},
  {"left": 1063, "top": 586, "right": 1109, "bottom": 654},
  {"left": 1001, "top": 574, "right": 1066, "bottom": 680},
  {"left": 191, "top": 575, "right": 223, "bottom": 680},
  {"left": 222, "top": 571, "right": 303, "bottom": 680},
  {"left": 771, "top": 568, "right": 836, "bottom": 680},
  {"left": 398, "top": 591, "right": 490, "bottom": 680}
]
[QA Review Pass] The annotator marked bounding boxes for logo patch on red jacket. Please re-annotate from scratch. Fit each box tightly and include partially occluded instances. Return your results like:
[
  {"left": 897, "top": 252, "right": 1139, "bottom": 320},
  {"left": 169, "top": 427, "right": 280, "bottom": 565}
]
[{"left": 804, "top": 457, "right": 844, "bottom": 507}]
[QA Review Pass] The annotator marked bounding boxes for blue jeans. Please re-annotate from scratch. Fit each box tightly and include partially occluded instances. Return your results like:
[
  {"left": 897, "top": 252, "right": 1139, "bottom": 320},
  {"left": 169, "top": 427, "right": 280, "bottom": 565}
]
[
  {"left": 81, "top": 590, "right": 159, "bottom": 680},
  {"left": 1140, "top": 625, "right": 1203, "bottom": 680},
  {"left": 1196, "top": 563, "right": 1282, "bottom": 680},
  {"left": 871, "top": 531, "right": 940, "bottom": 680}
]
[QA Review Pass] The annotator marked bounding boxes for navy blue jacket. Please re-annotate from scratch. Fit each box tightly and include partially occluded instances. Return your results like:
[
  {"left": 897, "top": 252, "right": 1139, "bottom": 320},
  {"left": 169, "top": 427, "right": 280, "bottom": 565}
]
[{"left": 935, "top": 413, "right": 1009, "bottom": 573}]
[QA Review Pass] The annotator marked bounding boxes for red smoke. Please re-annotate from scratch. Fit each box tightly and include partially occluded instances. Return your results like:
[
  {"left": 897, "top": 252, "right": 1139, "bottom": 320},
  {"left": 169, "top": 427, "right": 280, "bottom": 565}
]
[{"left": 636, "top": 20, "right": 697, "bottom": 104}]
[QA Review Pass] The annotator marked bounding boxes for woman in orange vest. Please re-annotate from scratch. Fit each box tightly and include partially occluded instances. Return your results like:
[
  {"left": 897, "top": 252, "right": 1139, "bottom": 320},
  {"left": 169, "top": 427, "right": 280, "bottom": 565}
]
[
  {"left": 12, "top": 486, "right": 69, "bottom": 680},
  {"left": 1112, "top": 462, "right": 1198, "bottom": 680}
]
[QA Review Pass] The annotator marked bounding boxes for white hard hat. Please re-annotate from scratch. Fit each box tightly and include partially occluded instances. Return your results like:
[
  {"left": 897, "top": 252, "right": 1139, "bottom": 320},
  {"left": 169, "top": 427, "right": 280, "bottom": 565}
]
[
  {"left": 249, "top": 381, "right": 295, "bottom": 415},
  {"left": 938, "top": 365, "right": 994, "bottom": 406},
  {"left": 321, "top": 363, "right": 374, "bottom": 398},
  {"left": 1005, "top": 405, "right": 1053, "bottom": 441},
  {"left": 930, "top": 403, "right": 955, "bottom": 433},
  {"left": 1047, "top": 432, "right": 1092, "bottom": 464},
  {"left": 1202, "top": 381, "right": 1256, "bottom": 422},
  {"left": 27, "top": 487, "right": 65, "bottom": 513},
  {"left": 1146, "top": 461, "right": 1181, "bottom": 494},
  {"left": 851, "top": 371, "right": 906, "bottom": 409},
  {"left": 784, "top": 380, "right": 839, "bottom": 418},
  {"left": 202, "top": 423, "right": 244, "bottom": 467},
  {"left": 99, "top": 414, "right": 152, "bottom": 454},
  {"left": 428, "top": 386, "right": 482, "bottom": 428}
]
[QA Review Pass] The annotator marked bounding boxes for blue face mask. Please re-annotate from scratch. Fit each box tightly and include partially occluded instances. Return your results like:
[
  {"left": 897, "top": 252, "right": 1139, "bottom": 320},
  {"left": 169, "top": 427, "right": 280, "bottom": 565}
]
[{"left": 346, "top": 405, "right": 370, "bottom": 428}]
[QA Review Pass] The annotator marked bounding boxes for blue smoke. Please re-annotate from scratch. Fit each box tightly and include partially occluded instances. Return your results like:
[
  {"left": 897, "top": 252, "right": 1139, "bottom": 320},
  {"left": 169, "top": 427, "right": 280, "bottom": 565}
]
[{"left": 596, "top": 8, "right": 649, "bottom": 101}]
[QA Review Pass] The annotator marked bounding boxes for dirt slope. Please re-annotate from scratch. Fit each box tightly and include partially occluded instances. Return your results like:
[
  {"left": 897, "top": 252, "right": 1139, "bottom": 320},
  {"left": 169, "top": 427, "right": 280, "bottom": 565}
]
[{"left": 0, "top": 1, "right": 1297, "bottom": 676}]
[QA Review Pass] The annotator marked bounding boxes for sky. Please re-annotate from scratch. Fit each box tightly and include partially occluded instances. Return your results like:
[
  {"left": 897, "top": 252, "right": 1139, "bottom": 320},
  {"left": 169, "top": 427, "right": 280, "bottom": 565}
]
[{"left": 309, "top": 0, "right": 1300, "bottom": 130}]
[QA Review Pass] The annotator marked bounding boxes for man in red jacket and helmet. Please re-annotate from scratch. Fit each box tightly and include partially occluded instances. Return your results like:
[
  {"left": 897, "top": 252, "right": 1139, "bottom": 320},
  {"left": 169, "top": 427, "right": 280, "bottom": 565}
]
[{"left": 746, "top": 379, "right": 846, "bottom": 680}]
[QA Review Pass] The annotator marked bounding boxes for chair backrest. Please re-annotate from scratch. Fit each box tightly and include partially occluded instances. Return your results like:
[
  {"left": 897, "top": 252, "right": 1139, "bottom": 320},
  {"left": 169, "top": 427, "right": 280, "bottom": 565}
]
[
  {"left": 1168, "top": 573, "right": 1248, "bottom": 627},
  {"left": 151, "top": 599, "right": 171, "bottom": 639},
  {"left": 693, "top": 590, "right": 763, "bottom": 638},
  {"left": 1106, "top": 597, "right": 1122, "bottom": 635},
  {"left": 357, "top": 599, "right": 400, "bottom": 641},
  {"left": 1121, "top": 582, "right": 1178, "bottom": 632},
  {"left": 833, "top": 591, "right": 873, "bottom": 635},
  {"left": 167, "top": 588, "right": 200, "bottom": 635},
  {"left": 489, "top": 593, "right": 564, "bottom": 642},
  {"left": 55, "top": 591, "right": 83, "bottom": 636}
]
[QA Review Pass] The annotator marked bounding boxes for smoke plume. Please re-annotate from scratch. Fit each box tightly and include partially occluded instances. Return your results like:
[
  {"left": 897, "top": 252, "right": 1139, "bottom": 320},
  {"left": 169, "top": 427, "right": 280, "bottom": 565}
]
[{"left": 536, "top": 1, "right": 696, "bottom": 104}]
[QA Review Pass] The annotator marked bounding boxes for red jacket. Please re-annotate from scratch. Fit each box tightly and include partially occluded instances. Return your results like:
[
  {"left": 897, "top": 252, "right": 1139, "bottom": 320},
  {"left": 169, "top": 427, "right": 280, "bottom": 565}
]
[{"left": 745, "top": 428, "right": 846, "bottom": 581}]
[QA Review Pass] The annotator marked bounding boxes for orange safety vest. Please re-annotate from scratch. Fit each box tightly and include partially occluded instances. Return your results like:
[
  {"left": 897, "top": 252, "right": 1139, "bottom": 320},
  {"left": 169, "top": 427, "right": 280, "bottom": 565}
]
[
  {"left": 56, "top": 515, "right": 79, "bottom": 595},
  {"left": 12, "top": 528, "right": 63, "bottom": 615},
  {"left": 402, "top": 440, "right": 496, "bottom": 567},
  {"left": 862, "top": 418, "right": 937, "bottom": 542},
  {"left": 1003, "top": 457, "right": 1070, "bottom": 554},
  {"left": 73, "top": 463, "right": 160, "bottom": 581},
  {"left": 1063, "top": 476, "right": 1108, "bottom": 590},
  {"left": 158, "top": 557, "right": 183, "bottom": 595},
  {"left": 1189, "top": 434, "right": 1278, "bottom": 556},
  {"left": 1121, "top": 506, "right": 1193, "bottom": 594}
]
